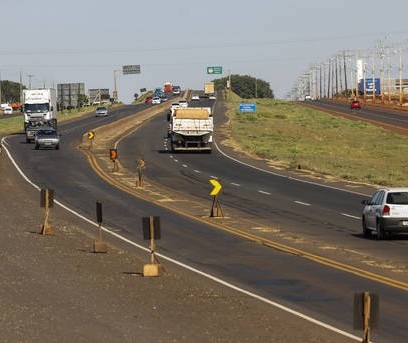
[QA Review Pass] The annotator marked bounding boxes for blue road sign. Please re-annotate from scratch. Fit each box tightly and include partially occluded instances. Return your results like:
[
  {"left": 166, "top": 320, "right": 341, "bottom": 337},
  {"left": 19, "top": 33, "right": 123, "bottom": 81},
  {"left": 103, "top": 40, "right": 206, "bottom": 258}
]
[{"left": 239, "top": 103, "right": 256, "bottom": 112}]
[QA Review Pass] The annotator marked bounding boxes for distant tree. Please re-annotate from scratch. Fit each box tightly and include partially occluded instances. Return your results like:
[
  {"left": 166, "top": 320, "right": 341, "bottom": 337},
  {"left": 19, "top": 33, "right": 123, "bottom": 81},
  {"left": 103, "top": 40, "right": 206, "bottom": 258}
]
[
  {"left": 214, "top": 74, "right": 274, "bottom": 99},
  {"left": 0, "top": 80, "right": 23, "bottom": 103}
]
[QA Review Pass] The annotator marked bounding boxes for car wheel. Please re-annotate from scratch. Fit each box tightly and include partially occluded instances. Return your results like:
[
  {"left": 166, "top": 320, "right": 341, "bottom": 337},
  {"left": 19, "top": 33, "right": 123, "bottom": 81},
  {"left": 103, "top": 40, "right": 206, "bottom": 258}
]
[
  {"left": 376, "top": 220, "right": 386, "bottom": 240},
  {"left": 56, "top": 145, "right": 60, "bottom": 150},
  {"left": 362, "top": 217, "right": 371, "bottom": 237}
]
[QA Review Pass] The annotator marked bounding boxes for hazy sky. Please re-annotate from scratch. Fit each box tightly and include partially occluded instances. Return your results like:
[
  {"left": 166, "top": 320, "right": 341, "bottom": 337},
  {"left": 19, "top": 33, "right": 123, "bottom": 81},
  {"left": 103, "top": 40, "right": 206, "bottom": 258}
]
[{"left": 1, "top": 0, "right": 408, "bottom": 103}]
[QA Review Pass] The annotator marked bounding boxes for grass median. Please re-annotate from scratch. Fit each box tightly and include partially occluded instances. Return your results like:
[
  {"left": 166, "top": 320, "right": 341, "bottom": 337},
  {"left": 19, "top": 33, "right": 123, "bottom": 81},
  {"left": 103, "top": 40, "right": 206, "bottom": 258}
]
[{"left": 226, "top": 94, "right": 408, "bottom": 187}]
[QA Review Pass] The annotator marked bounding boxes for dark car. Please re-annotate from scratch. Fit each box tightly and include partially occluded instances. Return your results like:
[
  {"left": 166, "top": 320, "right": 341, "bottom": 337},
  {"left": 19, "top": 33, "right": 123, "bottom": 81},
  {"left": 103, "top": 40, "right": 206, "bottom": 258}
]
[
  {"left": 145, "top": 96, "right": 153, "bottom": 104},
  {"left": 34, "top": 128, "right": 60, "bottom": 150}
]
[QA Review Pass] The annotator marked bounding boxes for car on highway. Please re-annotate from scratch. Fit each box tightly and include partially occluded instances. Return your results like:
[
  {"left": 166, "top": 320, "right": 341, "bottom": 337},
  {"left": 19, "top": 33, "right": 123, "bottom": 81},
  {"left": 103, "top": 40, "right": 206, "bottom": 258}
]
[
  {"left": 362, "top": 187, "right": 408, "bottom": 239},
  {"left": 179, "top": 100, "right": 188, "bottom": 108},
  {"left": 350, "top": 100, "right": 361, "bottom": 110},
  {"left": 95, "top": 106, "right": 108, "bottom": 117},
  {"left": 152, "top": 97, "right": 161, "bottom": 104},
  {"left": 3, "top": 106, "right": 13, "bottom": 115},
  {"left": 172, "top": 86, "right": 181, "bottom": 95},
  {"left": 160, "top": 94, "right": 168, "bottom": 102},
  {"left": 191, "top": 94, "right": 200, "bottom": 101},
  {"left": 145, "top": 96, "right": 153, "bottom": 104},
  {"left": 34, "top": 127, "right": 60, "bottom": 150}
]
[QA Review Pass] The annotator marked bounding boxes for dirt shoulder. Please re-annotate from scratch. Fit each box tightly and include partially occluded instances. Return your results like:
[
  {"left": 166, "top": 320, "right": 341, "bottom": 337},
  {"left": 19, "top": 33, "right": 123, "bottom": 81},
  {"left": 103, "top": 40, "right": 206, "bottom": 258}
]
[{"left": 0, "top": 135, "right": 354, "bottom": 340}]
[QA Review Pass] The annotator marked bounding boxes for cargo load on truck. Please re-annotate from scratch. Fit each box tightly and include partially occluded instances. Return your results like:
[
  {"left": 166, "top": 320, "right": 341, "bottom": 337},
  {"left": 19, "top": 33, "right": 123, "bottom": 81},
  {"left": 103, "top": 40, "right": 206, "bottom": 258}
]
[
  {"left": 204, "top": 82, "right": 215, "bottom": 97},
  {"left": 170, "top": 107, "right": 213, "bottom": 152}
]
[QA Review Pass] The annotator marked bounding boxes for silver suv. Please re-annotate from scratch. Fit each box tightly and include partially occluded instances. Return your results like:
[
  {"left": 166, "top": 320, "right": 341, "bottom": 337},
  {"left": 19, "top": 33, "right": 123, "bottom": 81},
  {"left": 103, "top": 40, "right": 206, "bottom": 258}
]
[{"left": 362, "top": 188, "right": 408, "bottom": 239}]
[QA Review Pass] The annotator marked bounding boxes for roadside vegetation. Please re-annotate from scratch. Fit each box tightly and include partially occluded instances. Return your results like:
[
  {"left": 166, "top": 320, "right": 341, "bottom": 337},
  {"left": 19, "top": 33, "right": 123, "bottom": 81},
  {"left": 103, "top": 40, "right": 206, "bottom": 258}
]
[{"left": 226, "top": 93, "right": 408, "bottom": 187}]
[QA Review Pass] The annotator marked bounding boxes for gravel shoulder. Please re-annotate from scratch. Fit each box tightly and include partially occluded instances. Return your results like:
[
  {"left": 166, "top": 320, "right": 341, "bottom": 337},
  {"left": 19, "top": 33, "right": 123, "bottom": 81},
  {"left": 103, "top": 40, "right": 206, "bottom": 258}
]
[{"left": 0, "top": 136, "right": 355, "bottom": 341}]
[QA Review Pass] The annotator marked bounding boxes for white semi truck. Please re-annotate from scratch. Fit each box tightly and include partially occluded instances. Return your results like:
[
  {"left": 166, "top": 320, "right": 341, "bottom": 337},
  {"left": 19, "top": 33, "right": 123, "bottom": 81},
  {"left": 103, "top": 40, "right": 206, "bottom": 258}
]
[
  {"left": 170, "top": 107, "right": 213, "bottom": 152},
  {"left": 23, "top": 88, "right": 57, "bottom": 131},
  {"left": 23, "top": 89, "right": 58, "bottom": 143}
]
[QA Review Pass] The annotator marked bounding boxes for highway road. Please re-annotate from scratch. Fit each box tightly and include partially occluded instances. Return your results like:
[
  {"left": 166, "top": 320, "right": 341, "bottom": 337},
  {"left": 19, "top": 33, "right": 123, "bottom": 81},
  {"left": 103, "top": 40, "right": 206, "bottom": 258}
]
[{"left": 2, "top": 98, "right": 408, "bottom": 342}]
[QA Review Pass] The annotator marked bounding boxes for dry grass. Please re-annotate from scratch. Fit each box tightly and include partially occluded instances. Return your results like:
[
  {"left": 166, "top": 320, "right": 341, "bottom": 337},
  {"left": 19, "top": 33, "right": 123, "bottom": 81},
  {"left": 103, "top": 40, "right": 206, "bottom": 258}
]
[{"left": 227, "top": 96, "right": 408, "bottom": 186}]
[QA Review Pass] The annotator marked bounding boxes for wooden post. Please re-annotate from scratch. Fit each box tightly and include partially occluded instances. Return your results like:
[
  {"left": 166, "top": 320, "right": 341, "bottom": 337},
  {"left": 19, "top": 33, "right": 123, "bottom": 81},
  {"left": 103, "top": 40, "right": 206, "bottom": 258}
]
[{"left": 362, "top": 292, "right": 371, "bottom": 343}]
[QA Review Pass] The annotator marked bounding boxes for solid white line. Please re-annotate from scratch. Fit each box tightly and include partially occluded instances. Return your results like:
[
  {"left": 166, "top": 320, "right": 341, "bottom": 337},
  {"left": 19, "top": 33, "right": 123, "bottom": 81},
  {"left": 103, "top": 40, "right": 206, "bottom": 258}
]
[
  {"left": 258, "top": 190, "right": 271, "bottom": 195},
  {"left": 0, "top": 136, "right": 361, "bottom": 342},
  {"left": 295, "top": 201, "right": 310, "bottom": 206},
  {"left": 341, "top": 213, "right": 360, "bottom": 220}
]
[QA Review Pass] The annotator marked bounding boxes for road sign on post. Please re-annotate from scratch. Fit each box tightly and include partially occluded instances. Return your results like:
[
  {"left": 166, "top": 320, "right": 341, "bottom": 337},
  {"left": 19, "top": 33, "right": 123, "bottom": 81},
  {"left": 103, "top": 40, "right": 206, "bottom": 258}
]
[
  {"left": 122, "top": 65, "right": 141, "bottom": 74},
  {"left": 93, "top": 201, "right": 107, "bottom": 253},
  {"left": 239, "top": 103, "right": 256, "bottom": 113},
  {"left": 207, "top": 66, "right": 222, "bottom": 74}
]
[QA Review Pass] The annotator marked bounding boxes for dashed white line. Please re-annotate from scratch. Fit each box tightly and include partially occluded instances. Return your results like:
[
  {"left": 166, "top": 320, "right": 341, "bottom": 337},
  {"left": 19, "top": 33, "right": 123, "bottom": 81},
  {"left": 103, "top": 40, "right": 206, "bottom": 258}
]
[
  {"left": 210, "top": 176, "right": 218, "bottom": 179},
  {"left": 194, "top": 170, "right": 201, "bottom": 173},
  {"left": 341, "top": 213, "right": 360, "bottom": 220},
  {"left": 294, "top": 201, "right": 311, "bottom": 206},
  {"left": 258, "top": 190, "right": 271, "bottom": 195},
  {"left": 182, "top": 164, "right": 188, "bottom": 168},
  {"left": 231, "top": 182, "right": 241, "bottom": 187}
]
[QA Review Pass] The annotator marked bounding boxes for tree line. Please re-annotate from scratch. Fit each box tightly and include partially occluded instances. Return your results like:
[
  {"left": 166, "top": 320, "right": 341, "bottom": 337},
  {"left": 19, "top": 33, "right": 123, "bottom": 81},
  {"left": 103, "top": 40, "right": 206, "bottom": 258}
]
[{"left": 213, "top": 74, "right": 274, "bottom": 99}]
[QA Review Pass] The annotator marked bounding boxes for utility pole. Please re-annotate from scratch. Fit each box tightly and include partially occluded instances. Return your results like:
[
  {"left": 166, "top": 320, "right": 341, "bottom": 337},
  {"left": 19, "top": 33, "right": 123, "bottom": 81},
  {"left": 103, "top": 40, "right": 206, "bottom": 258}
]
[
  {"left": 399, "top": 48, "right": 403, "bottom": 106},
  {"left": 27, "top": 74, "right": 34, "bottom": 89},
  {"left": 343, "top": 51, "right": 348, "bottom": 97},
  {"left": 335, "top": 55, "right": 339, "bottom": 97}
]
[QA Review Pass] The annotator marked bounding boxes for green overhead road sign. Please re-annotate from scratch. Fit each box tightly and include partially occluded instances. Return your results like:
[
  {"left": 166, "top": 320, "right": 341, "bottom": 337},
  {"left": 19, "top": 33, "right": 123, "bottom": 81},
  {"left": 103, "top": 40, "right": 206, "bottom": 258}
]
[{"left": 207, "top": 66, "right": 222, "bottom": 74}]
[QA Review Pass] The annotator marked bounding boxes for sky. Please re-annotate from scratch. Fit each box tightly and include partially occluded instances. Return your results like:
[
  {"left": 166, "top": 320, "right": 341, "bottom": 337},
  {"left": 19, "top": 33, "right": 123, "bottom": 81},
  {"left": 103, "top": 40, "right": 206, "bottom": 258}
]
[{"left": 1, "top": 0, "right": 408, "bottom": 103}]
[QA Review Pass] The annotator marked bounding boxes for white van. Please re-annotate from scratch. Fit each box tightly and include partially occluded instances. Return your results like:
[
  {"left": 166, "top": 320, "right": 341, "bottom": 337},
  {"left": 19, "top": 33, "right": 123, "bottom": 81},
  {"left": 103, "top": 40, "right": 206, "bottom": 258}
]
[{"left": 4, "top": 106, "right": 13, "bottom": 115}]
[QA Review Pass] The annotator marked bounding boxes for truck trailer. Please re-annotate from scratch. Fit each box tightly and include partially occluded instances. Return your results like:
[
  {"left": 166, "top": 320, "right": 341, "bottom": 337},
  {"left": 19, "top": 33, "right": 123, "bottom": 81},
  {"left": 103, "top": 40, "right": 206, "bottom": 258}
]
[
  {"left": 170, "top": 107, "right": 213, "bottom": 152},
  {"left": 23, "top": 88, "right": 57, "bottom": 131}
]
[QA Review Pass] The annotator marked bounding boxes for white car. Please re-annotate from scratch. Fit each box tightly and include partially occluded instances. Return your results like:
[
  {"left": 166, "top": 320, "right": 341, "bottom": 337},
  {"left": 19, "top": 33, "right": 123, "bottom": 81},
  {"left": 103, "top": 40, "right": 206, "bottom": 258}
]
[
  {"left": 191, "top": 94, "right": 200, "bottom": 101},
  {"left": 152, "top": 97, "right": 161, "bottom": 104},
  {"left": 95, "top": 106, "right": 108, "bottom": 117},
  {"left": 179, "top": 100, "right": 188, "bottom": 108},
  {"left": 3, "top": 106, "right": 13, "bottom": 115},
  {"left": 362, "top": 187, "right": 408, "bottom": 239}
]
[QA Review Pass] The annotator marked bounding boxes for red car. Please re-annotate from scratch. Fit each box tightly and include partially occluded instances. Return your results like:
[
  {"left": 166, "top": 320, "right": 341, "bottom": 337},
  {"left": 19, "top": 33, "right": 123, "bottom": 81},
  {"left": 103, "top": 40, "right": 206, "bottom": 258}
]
[
  {"left": 145, "top": 96, "right": 153, "bottom": 104},
  {"left": 350, "top": 100, "right": 361, "bottom": 110}
]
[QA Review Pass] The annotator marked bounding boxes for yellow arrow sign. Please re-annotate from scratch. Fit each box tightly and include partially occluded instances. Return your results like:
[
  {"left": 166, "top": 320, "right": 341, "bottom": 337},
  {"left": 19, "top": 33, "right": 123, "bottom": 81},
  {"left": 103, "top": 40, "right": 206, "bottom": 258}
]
[
  {"left": 210, "top": 179, "right": 222, "bottom": 196},
  {"left": 88, "top": 131, "right": 95, "bottom": 140}
]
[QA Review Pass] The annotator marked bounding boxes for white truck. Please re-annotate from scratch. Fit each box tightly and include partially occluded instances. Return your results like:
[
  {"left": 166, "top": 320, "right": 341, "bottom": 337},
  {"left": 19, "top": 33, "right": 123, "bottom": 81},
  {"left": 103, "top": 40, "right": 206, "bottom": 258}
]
[
  {"left": 170, "top": 107, "right": 213, "bottom": 152},
  {"left": 23, "top": 89, "right": 57, "bottom": 131}
]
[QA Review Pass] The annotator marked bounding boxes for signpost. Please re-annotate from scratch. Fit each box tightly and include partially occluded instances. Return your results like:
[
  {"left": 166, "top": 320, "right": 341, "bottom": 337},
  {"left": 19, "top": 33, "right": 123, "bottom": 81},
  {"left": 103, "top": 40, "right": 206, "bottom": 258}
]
[
  {"left": 142, "top": 216, "right": 163, "bottom": 277},
  {"left": 93, "top": 201, "right": 107, "bottom": 253},
  {"left": 207, "top": 66, "right": 223, "bottom": 75},
  {"left": 239, "top": 102, "right": 256, "bottom": 113},
  {"left": 40, "top": 188, "right": 54, "bottom": 235},
  {"left": 122, "top": 65, "right": 141, "bottom": 74},
  {"left": 209, "top": 179, "right": 223, "bottom": 217}
]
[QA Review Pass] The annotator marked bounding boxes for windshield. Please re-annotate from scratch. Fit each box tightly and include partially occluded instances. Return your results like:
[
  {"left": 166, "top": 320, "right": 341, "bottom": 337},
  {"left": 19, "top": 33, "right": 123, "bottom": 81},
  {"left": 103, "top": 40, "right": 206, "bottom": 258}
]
[{"left": 25, "top": 103, "right": 49, "bottom": 113}]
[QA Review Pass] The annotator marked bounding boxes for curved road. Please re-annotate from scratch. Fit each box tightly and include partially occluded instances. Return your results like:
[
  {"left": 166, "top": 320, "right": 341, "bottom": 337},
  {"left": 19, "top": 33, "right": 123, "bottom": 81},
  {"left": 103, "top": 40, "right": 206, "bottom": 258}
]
[{"left": 2, "top": 100, "right": 408, "bottom": 342}]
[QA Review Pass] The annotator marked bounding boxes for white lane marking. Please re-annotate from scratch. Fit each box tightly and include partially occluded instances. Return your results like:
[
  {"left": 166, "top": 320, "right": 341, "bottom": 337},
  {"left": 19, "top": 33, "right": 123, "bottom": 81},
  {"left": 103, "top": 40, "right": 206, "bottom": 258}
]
[
  {"left": 194, "top": 170, "right": 201, "bottom": 173},
  {"left": 173, "top": 159, "right": 179, "bottom": 163},
  {"left": 0, "top": 136, "right": 362, "bottom": 342},
  {"left": 341, "top": 213, "right": 360, "bottom": 220},
  {"left": 182, "top": 164, "right": 188, "bottom": 168},
  {"left": 231, "top": 182, "right": 241, "bottom": 187},
  {"left": 258, "top": 190, "right": 271, "bottom": 195},
  {"left": 214, "top": 140, "right": 370, "bottom": 197},
  {"left": 210, "top": 175, "right": 218, "bottom": 179},
  {"left": 295, "top": 201, "right": 311, "bottom": 206}
]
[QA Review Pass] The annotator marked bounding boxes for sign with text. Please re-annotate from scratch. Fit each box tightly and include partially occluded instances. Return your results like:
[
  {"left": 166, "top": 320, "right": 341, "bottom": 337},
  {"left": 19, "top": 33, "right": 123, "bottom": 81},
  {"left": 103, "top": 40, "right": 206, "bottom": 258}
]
[
  {"left": 207, "top": 66, "right": 222, "bottom": 74},
  {"left": 239, "top": 103, "right": 256, "bottom": 113},
  {"left": 122, "top": 65, "right": 141, "bottom": 74}
]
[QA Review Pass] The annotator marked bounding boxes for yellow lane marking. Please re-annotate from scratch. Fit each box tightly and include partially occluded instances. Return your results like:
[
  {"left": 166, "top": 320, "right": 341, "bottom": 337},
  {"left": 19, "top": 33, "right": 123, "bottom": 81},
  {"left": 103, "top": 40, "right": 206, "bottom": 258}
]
[{"left": 81, "top": 147, "right": 408, "bottom": 293}]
